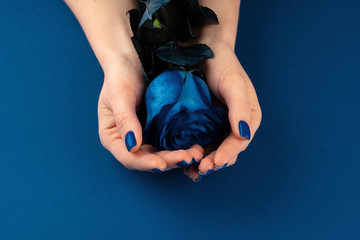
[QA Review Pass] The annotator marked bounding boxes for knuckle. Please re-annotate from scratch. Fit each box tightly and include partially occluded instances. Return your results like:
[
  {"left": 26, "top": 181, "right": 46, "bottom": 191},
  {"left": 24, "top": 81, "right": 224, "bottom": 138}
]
[
  {"left": 232, "top": 100, "right": 251, "bottom": 115},
  {"left": 241, "top": 101, "right": 252, "bottom": 112},
  {"left": 114, "top": 113, "right": 130, "bottom": 132},
  {"left": 203, "top": 160, "right": 215, "bottom": 170},
  {"left": 149, "top": 158, "right": 164, "bottom": 170},
  {"left": 192, "top": 149, "right": 203, "bottom": 160},
  {"left": 149, "top": 160, "right": 160, "bottom": 169},
  {"left": 214, "top": 157, "right": 225, "bottom": 167},
  {"left": 190, "top": 144, "right": 205, "bottom": 155},
  {"left": 177, "top": 150, "right": 190, "bottom": 160}
]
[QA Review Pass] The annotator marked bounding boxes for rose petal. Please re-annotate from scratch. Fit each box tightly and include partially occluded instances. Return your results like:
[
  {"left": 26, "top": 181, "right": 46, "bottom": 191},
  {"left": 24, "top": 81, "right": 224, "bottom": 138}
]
[
  {"left": 176, "top": 71, "right": 212, "bottom": 110},
  {"left": 145, "top": 71, "right": 183, "bottom": 128}
]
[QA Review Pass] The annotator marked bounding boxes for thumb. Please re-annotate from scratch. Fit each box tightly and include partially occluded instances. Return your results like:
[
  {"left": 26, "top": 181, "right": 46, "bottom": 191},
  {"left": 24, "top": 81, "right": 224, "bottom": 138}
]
[
  {"left": 110, "top": 93, "right": 143, "bottom": 153},
  {"left": 221, "top": 73, "right": 252, "bottom": 141}
]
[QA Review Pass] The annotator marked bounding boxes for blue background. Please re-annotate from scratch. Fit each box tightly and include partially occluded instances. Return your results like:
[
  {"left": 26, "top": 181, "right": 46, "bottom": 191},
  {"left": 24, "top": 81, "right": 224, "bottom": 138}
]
[{"left": 1, "top": 0, "right": 359, "bottom": 239}]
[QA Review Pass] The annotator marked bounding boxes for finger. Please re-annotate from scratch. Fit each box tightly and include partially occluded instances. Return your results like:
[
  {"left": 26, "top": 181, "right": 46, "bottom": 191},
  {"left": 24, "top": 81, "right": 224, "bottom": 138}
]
[
  {"left": 183, "top": 167, "right": 190, "bottom": 177},
  {"left": 108, "top": 138, "right": 167, "bottom": 172},
  {"left": 214, "top": 76, "right": 262, "bottom": 168},
  {"left": 213, "top": 131, "right": 254, "bottom": 170},
  {"left": 110, "top": 85, "right": 143, "bottom": 153},
  {"left": 227, "top": 155, "right": 238, "bottom": 167},
  {"left": 154, "top": 148, "right": 196, "bottom": 169},
  {"left": 203, "top": 131, "right": 229, "bottom": 156},
  {"left": 213, "top": 132, "right": 247, "bottom": 169},
  {"left": 148, "top": 145, "right": 204, "bottom": 169},
  {"left": 246, "top": 79, "right": 262, "bottom": 131},
  {"left": 98, "top": 103, "right": 166, "bottom": 172},
  {"left": 187, "top": 164, "right": 201, "bottom": 182},
  {"left": 220, "top": 72, "right": 252, "bottom": 141},
  {"left": 184, "top": 144, "right": 205, "bottom": 163},
  {"left": 198, "top": 151, "right": 216, "bottom": 177}
]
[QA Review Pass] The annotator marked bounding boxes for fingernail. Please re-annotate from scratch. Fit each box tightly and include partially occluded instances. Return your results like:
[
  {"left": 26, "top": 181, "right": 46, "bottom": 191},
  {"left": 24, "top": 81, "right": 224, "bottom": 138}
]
[
  {"left": 192, "top": 175, "right": 202, "bottom": 183},
  {"left": 199, "top": 169, "right": 214, "bottom": 177},
  {"left": 177, "top": 158, "right": 196, "bottom": 167},
  {"left": 239, "top": 120, "right": 251, "bottom": 140},
  {"left": 125, "top": 131, "right": 136, "bottom": 152},
  {"left": 151, "top": 168, "right": 166, "bottom": 173},
  {"left": 193, "top": 158, "right": 200, "bottom": 164},
  {"left": 177, "top": 160, "right": 191, "bottom": 167},
  {"left": 215, "top": 163, "right": 228, "bottom": 170}
]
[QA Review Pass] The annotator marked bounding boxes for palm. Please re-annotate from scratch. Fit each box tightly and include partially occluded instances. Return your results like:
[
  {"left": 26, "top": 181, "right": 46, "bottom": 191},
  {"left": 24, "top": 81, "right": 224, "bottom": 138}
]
[
  {"left": 183, "top": 43, "right": 262, "bottom": 181},
  {"left": 98, "top": 65, "right": 205, "bottom": 172}
]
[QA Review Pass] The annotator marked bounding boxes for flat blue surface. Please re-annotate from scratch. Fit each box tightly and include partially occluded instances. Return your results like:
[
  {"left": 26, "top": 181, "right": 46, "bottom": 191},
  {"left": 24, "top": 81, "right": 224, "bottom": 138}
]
[{"left": 1, "top": 0, "right": 359, "bottom": 239}]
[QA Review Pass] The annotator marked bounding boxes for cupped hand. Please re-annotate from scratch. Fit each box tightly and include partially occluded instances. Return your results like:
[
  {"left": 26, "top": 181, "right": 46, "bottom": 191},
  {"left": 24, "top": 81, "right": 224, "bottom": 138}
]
[
  {"left": 184, "top": 42, "right": 262, "bottom": 181},
  {"left": 98, "top": 56, "right": 204, "bottom": 172}
]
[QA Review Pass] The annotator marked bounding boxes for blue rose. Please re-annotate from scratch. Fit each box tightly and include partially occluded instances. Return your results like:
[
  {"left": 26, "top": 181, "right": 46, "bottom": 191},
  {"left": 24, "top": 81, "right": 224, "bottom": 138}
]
[{"left": 143, "top": 70, "right": 229, "bottom": 151}]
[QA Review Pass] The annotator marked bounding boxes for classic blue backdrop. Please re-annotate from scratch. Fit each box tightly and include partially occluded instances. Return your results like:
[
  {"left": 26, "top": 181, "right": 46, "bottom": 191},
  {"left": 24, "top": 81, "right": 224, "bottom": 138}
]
[{"left": 1, "top": 0, "right": 359, "bottom": 239}]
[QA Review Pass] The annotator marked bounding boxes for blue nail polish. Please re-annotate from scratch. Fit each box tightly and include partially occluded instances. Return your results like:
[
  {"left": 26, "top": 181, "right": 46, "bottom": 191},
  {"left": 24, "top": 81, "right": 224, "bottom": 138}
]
[
  {"left": 239, "top": 121, "right": 251, "bottom": 140},
  {"left": 176, "top": 158, "right": 196, "bottom": 167},
  {"left": 199, "top": 169, "right": 214, "bottom": 177},
  {"left": 215, "top": 163, "right": 228, "bottom": 170},
  {"left": 192, "top": 175, "right": 202, "bottom": 183},
  {"left": 192, "top": 158, "right": 200, "bottom": 164},
  {"left": 151, "top": 168, "right": 165, "bottom": 173},
  {"left": 125, "top": 131, "right": 136, "bottom": 152},
  {"left": 177, "top": 160, "right": 190, "bottom": 167}
]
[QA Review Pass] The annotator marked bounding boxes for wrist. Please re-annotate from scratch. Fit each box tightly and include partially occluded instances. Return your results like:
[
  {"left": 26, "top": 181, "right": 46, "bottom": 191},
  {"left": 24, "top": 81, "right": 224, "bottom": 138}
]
[
  {"left": 100, "top": 47, "right": 141, "bottom": 76},
  {"left": 196, "top": 0, "right": 240, "bottom": 50},
  {"left": 197, "top": 24, "right": 237, "bottom": 51},
  {"left": 103, "top": 53, "right": 142, "bottom": 82}
]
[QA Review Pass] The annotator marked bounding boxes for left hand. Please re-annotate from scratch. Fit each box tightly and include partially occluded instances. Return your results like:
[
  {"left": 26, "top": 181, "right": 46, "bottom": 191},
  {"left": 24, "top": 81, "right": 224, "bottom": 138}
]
[
  {"left": 98, "top": 57, "right": 205, "bottom": 172},
  {"left": 183, "top": 41, "right": 262, "bottom": 181}
]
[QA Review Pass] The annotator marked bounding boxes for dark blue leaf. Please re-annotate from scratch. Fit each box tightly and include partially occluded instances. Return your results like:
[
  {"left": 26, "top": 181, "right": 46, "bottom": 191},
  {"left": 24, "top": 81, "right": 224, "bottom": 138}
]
[
  {"left": 137, "top": 20, "right": 174, "bottom": 47},
  {"left": 155, "top": 41, "right": 213, "bottom": 66},
  {"left": 183, "top": 0, "right": 219, "bottom": 27},
  {"left": 159, "top": 2, "right": 194, "bottom": 41},
  {"left": 199, "top": 6, "right": 219, "bottom": 24},
  {"left": 139, "top": 0, "right": 174, "bottom": 28}
]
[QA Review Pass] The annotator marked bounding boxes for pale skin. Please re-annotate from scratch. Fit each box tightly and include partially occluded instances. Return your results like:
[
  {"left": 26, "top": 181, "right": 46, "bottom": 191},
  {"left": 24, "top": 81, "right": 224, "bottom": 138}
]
[{"left": 65, "top": 0, "right": 262, "bottom": 181}]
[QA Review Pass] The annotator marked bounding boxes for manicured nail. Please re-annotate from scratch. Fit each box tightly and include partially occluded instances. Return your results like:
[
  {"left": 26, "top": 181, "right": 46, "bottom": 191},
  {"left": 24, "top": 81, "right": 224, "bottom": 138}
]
[
  {"left": 177, "top": 160, "right": 191, "bottom": 167},
  {"left": 239, "top": 120, "right": 251, "bottom": 140},
  {"left": 125, "top": 131, "right": 136, "bottom": 152},
  {"left": 151, "top": 168, "right": 166, "bottom": 173},
  {"left": 199, "top": 169, "right": 214, "bottom": 177},
  {"left": 215, "top": 163, "right": 228, "bottom": 170},
  {"left": 192, "top": 175, "right": 202, "bottom": 183},
  {"left": 177, "top": 158, "right": 196, "bottom": 167}
]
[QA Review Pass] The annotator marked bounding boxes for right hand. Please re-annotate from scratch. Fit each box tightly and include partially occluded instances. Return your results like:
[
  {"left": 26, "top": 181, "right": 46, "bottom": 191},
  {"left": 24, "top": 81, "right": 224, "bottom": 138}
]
[{"left": 98, "top": 56, "right": 204, "bottom": 172}]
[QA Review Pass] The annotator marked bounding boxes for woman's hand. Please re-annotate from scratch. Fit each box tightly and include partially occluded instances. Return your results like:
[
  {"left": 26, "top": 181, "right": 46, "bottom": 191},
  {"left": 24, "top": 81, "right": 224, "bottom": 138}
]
[
  {"left": 176, "top": 0, "right": 262, "bottom": 181},
  {"left": 98, "top": 57, "right": 204, "bottom": 172},
  {"left": 65, "top": 0, "right": 204, "bottom": 172},
  {"left": 184, "top": 41, "right": 262, "bottom": 181},
  {"left": 67, "top": 0, "right": 260, "bottom": 176}
]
